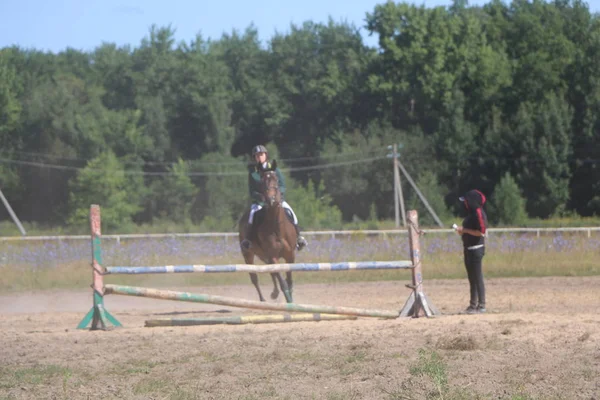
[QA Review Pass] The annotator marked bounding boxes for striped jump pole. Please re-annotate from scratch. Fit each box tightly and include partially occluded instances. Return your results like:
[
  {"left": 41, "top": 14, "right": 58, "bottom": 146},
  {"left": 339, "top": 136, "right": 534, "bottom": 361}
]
[
  {"left": 104, "top": 284, "right": 399, "bottom": 319},
  {"left": 105, "top": 261, "right": 413, "bottom": 275},
  {"left": 145, "top": 313, "right": 357, "bottom": 327}
]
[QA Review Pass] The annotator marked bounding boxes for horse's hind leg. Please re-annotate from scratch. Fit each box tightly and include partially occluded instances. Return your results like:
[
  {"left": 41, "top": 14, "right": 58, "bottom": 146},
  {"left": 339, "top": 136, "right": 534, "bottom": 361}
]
[{"left": 250, "top": 273, "right": 266, "bottom": 302}]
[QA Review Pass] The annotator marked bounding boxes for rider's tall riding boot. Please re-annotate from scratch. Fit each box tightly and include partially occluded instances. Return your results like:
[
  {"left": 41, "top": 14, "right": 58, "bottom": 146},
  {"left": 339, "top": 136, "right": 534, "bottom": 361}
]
[
  {"left": 241, "top": 223, "right": 253, "bottom": 250},
  {"left": 294, "top": 224, "right": 308, "bottom": 251}
]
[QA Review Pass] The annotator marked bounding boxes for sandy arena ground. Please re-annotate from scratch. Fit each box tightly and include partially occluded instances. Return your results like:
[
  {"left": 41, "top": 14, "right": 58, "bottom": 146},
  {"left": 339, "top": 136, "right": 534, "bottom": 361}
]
[{"left": 1, "top": 276, "right": 599, "bottom": 399}]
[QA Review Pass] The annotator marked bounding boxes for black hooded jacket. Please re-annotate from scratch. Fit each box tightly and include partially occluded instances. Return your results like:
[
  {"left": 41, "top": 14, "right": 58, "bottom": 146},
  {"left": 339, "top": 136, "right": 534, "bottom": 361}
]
[{"left": 461, "top": 190, "right": 488, "bottom": 248}]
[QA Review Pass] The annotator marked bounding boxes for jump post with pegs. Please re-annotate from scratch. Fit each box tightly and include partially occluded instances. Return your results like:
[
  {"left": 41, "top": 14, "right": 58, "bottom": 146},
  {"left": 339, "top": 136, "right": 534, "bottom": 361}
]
[
  {"left": 77, "top": 205, "right": 122, "bottom": 330},
  {"left": 77, "top": 205, "right": 439, "bottom": 330},
  {"left": 400, "top": 211, "right": 440, "bottom": 317}
]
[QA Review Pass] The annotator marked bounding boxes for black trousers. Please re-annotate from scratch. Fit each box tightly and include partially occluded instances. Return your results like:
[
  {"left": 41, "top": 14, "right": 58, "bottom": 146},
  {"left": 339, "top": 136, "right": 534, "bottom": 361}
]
[{"left": 464, "top": 247, "right": 485, "bottom": 308}]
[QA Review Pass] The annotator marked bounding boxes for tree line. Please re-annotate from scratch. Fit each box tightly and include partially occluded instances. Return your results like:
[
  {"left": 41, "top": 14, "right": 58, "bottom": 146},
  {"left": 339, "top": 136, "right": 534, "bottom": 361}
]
[{"left": 0, "top": 0, "right": 599, "bottom": 231}]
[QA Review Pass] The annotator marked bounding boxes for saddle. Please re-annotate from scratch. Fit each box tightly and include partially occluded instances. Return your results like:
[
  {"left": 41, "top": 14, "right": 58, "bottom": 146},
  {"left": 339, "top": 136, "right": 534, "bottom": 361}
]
[{"left": 248, "top": 207, "right": 295, "bottom": 241}]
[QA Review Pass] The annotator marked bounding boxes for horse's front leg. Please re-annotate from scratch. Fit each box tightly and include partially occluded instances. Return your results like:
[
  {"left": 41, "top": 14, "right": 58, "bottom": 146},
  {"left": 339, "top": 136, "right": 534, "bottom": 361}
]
[
  {"left": 285, "top": 271, "right": 293, "bottom": 301},
  {"left": 269, "top": 265, "right": 292, "bottom": 303},
  {"left": 269, "top": 257, "right": 292, "bottom": 303},
  {"left": 250, "top": 273, "right": 266, "bottom": 302},
  {"left": 269, "top": 273, "right": 280, "bottom": 300},
  {"left": 275, "top": 272, "right": 293, "bottom": 303},
  {"left": 283, "top": 251, "right": 295, "bottom": 302},
  {"left": 245, "top": 252, "right": 266, "bottom": 302}
]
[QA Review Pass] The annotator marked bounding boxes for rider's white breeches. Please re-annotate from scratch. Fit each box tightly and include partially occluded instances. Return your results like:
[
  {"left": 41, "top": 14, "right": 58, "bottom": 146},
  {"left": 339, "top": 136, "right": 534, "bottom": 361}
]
[
  {"left": 283, "top": 201, "right": 298, "bottom": 224},
  {"left": 248, "top": 201, "right": 298, "bottom": 225},
  {"left": 248, "top": 203, "right": 262, "bottom": 224}
]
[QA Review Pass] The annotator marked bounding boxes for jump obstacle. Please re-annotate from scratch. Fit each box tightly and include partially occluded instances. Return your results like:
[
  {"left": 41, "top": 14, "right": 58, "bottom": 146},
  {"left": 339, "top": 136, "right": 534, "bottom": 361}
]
[
  {"left": 145, "top": 313, "right": 357, "bottom": 327},
  {"left": 78, "top": 205, "right": 439, "bottom": 330}
]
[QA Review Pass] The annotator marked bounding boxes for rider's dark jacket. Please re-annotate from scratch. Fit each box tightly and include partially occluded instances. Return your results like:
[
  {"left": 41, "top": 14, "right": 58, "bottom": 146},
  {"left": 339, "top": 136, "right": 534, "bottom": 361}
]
[
  {"left": 248, "top": 162, "right": 286, "bottom": 206},
  {"left": 461, "top": 189, "right": 488, "bottom": 248}
]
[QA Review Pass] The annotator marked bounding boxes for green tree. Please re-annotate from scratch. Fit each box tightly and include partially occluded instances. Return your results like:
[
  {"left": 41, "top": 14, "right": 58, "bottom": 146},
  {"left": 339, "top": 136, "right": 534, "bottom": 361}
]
[
  {"left": 489, "top": 172, "right": 527, "bottom": 225},
  {"left": 268, "top": 20, "right": 369, "bottom": 161},
  {"left": 286, "top": 179, "right": 343, "bottom": 229},
  {"left": 560, "top": 0, "right": 600, "bottom": 215},
  {"left": 433, "top": 89, "right": 479, "bottom": 190},
  {"left": 0, "top": 52, "right": 24, "bottom": 204},
  {"left": 170, "top": 34, "right": 234, "bottom": 156},
  {"left": 503, "top": 0, "right": 576, "bottom": 109},
  {"left": 511, "top": 95, "right": 572, "bottom": 217},
  {"left": 68, "top": 151, "right": 142, "bottom": 230},
  {"left": 365, "top": 3, "right": 460, "bottom": 131},
  {"left": 193, "top": 152, "right": 248, "bottom": 228},
  {"left": 146, "top": 159, "right": 199, "bottom": 223},
  {"left": 214, "top": 26, "right": 283, "bottom": 156},
  {"left": 1, "top": 1, "right": 600, "bottom": 228},
  {"left": 0, "top": 54, "right": 22, "bottom": 142},
  {"left": 405, "top": 170, "right": 452, "bottom": 227}
]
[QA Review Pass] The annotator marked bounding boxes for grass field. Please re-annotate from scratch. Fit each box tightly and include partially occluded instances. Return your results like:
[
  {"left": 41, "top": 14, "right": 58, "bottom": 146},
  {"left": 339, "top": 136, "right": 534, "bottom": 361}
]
[{"left": 1, "top": 231, "right": 598, "bottom": 293}]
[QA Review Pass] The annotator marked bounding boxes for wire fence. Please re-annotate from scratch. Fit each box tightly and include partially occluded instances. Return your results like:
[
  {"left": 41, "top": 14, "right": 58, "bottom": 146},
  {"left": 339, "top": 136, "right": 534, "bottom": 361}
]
[{"left": 1, "top": 226, "right": 599, "bottom": 243}]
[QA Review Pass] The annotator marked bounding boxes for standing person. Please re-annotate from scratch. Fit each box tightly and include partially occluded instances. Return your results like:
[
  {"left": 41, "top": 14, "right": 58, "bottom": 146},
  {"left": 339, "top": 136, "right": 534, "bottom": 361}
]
[
  {"left": 241, "top": 145, "right": 308, "bottom": 251},
  {"left": 454, "top": 189, "right": 488, "bottom": 314}
]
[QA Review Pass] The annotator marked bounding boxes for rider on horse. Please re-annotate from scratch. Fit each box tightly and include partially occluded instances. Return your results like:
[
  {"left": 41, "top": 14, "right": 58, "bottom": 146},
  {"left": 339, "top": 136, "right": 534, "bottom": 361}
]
[{"left": 241, "top": 144, "right": 308, "bottom": 251}]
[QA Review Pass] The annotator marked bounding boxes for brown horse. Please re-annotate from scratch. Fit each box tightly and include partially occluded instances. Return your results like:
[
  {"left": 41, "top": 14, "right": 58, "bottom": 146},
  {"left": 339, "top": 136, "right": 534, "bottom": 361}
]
[{"left": 238, "top": 161, "right": 297, "bottom": 303}]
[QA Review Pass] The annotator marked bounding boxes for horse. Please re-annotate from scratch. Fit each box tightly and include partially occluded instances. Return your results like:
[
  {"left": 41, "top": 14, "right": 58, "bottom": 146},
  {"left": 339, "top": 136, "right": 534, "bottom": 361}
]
[{"left": 238, "top": 160, "right": 297, "bottom": 303}]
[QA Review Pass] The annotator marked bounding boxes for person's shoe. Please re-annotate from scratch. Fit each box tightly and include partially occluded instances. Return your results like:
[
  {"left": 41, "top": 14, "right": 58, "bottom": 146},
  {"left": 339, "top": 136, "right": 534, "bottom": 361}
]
[
  {"left": 297, "top": 235, "right": 308, "bottom": 251},
  {"left": 477, "top": 306, "right": 486, "bottom": 313},
  {"left": 464, "top": 305, "right": 479, "bottom": 314}
]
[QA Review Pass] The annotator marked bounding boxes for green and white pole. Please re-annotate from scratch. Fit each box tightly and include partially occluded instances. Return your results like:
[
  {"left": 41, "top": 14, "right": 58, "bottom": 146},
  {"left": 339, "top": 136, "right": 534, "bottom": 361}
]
[{"left": 77, "top": 205, "right": 122, "bottom": 330}]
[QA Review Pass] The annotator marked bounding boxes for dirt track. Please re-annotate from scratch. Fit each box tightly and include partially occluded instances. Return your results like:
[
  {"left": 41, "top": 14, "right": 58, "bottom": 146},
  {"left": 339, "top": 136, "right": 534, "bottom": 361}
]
[{"left": 1, "top": 276, "right": 599, "bottom": 399}]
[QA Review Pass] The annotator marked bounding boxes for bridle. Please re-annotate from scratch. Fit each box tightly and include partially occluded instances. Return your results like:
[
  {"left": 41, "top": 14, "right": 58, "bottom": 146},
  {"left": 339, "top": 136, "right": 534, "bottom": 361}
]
[{"left": 262, "top": 172, "right": 280, "bottom": 207}]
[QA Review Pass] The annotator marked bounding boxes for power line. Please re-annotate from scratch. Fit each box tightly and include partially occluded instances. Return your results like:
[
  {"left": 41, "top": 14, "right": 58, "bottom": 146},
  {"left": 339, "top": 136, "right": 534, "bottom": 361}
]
[
  {"left": 0, "top": 155, "right": 387, "bottom": 177},
  {"left": 0, "top": 148, "right": 387, "bottom": 167}
]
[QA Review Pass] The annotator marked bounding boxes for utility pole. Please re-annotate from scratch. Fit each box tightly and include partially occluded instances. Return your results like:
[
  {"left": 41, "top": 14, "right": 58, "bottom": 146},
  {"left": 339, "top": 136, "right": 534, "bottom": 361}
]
[
  {"left": 395, "top": 156, "right": 407, "bottom": 227},
  {"left": 396, "top": 160, "right": 444, "bottom": 228},
  {"left": 392, "top": 145, "right": 399, "bottom": 227},
  {"left": 387, "top": 144, "right": 406, "bottom": 227},
  {"left": 0, "top": 188, "right": 26, "bottom": 236}
]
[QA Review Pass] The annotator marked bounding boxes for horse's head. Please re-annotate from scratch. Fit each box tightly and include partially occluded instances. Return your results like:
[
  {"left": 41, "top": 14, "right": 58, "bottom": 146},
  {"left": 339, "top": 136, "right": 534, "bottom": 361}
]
[{"left": 260, "top": 161, "right": 281, "bottom": 208}]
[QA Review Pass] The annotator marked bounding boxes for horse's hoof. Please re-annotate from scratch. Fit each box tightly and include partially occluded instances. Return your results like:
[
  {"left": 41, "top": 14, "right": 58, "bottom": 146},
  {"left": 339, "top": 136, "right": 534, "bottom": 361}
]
[{"left": 270, "top": 291, "right": 279, "bottom": 300}]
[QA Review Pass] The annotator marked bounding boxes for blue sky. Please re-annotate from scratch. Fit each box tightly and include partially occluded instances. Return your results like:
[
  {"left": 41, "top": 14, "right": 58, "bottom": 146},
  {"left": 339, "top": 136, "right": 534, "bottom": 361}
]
[
  {"left": 2, "top": 0, "right": 600, "bottom": 53},
  {"left": 0, "top": 0, "right": 518, "bottom": 53}
]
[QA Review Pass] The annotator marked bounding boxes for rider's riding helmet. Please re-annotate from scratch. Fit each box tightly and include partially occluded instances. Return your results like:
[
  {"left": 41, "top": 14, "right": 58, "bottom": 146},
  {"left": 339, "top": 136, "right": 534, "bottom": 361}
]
[{"left": 252, "top": 145, "right": 268, "bottom": 157}]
